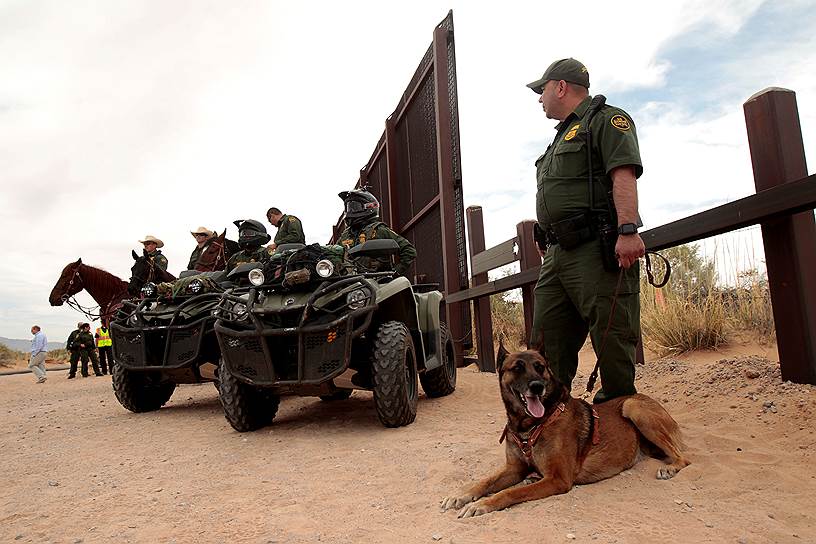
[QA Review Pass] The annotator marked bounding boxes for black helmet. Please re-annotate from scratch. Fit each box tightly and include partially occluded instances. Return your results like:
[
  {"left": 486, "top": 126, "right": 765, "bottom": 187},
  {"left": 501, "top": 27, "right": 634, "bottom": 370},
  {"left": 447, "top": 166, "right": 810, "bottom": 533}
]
[
  {"left": 339, "top": 189, "right": 379, "bottom": 228},
  {"left": 233, "top": 219, "right": 271, "bottom": 250}
]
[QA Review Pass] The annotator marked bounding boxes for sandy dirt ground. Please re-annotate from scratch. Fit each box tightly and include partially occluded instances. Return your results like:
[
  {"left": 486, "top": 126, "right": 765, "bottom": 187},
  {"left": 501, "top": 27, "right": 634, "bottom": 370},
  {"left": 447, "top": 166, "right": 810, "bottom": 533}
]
[{"left": 1, "top": 341, "right": 814, "bottom": 544}]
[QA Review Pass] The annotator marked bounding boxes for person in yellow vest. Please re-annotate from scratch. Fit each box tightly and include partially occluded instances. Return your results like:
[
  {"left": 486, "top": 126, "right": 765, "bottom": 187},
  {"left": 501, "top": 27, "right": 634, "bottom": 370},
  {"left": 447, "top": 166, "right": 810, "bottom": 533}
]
[{"left": 95, "top": 320, "right": 114, "bottom": 375}]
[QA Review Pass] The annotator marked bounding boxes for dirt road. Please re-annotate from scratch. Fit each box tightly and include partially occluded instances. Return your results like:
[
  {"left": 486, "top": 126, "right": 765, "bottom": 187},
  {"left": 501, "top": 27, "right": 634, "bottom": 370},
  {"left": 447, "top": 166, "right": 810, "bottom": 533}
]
[{"left": 1, "top": 343, "right": 814, "bottom": 543}]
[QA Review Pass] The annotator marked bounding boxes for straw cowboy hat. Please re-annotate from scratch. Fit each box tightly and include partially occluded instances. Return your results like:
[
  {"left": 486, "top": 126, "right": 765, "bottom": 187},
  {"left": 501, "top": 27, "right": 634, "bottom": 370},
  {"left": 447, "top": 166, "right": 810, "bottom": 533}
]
[
  {"left": 138, "top": 235, "right": 164, "bottom": 248},
  {"left": 190, "top": 226, "right": 215, "bottom": 238}
]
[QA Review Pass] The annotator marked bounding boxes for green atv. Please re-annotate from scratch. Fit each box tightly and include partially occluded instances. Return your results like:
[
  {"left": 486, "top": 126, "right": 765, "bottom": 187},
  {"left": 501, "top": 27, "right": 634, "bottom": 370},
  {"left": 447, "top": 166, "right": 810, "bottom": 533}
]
[{"left": 213, "top": 240, "right": 457, "bottom": 432}]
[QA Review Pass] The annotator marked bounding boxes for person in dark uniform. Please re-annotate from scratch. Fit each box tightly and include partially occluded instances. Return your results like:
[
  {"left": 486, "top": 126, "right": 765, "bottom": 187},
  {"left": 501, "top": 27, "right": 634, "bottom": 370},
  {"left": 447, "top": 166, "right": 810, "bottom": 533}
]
[
  {"left": 527, "top": 58, "right": 645, "bottom": 404},
  {"left": 75, "top": 323, "right": 102, "bottom": 377},
  {"left": 266, "top": 208, "right": 305, "bottom": 252},
  {"left": 337, "top": 189, "right": 416, "bottom": 277},
  {"left": 225, "top": 219, "right": 272, "bottom": 273},
  {"left": 66, "top": 321, "right": 83, "bottom": 379},
  {"left": 139, "top": 235, "right": 169, "bottom": 271}
]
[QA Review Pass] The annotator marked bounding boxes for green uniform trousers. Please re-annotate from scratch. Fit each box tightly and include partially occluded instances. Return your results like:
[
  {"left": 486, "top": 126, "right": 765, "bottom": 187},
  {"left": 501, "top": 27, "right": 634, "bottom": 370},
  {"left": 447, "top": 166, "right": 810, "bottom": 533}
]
[{"left": 531, "top": 239, "right": 640, "bottom": 403}]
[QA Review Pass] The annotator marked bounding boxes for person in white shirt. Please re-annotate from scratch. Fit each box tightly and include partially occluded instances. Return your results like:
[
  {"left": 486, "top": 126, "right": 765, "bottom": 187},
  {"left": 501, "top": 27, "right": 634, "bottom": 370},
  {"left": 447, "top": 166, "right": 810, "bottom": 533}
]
[{"left": 29, "top": 325, "right": 48, "bottom": 383}]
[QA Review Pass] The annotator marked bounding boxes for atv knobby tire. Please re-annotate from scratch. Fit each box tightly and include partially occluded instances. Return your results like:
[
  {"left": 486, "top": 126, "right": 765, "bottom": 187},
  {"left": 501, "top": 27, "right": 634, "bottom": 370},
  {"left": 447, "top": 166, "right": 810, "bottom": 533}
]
[
  {"left": 111, "top": 364, "right": 176, "bottom": 413},
  {"left": 419, "top": 322, "right": 457, "bottom": 398},
  {"left": 371, "top": 321, "right": 418, "bottom": 427},
  {"left": 218, "top": 358, "right": 280, "bottom": 432}
]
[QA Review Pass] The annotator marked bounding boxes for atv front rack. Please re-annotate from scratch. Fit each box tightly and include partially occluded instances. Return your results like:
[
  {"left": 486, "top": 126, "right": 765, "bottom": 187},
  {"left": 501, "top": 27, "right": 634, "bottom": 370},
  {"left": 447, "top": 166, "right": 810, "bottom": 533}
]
[
  {"left": 215, "top": 276, "right": 377, "bottom": 386},
  {"left": 110, "top": 292, "right": 222, "bottom": 370}
]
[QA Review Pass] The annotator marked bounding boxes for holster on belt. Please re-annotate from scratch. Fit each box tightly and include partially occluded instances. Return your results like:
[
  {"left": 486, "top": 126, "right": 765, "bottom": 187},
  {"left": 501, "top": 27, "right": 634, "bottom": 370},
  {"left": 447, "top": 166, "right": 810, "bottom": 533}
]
[{"left": 543, "top": 212, "right": 595, "bottom": 250}]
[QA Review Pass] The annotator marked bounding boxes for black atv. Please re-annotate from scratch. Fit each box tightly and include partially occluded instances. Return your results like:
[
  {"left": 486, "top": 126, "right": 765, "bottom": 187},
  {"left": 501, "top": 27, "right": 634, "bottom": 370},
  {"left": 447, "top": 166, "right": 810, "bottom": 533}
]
[
  {"left": 109, "top": 272, "right": 229, "bottom": 412},
  {"left": 214, "top": 241, "right": 457, "bottom": 432}
]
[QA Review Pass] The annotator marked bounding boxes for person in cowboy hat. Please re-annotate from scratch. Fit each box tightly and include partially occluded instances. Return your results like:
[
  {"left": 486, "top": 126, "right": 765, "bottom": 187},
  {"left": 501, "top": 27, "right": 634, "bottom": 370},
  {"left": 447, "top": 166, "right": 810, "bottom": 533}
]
[
  {"left": 187, "top": 226, "right": 216, "bottom": 270},
  {"left": 139, "top": 235, "right": 168, "bottom": 271}
]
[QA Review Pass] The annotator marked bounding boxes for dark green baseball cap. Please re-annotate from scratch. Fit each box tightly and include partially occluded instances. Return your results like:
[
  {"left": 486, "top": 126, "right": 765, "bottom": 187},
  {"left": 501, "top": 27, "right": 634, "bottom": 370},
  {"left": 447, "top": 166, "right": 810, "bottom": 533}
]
[{"left": 527, "top": 58, "right": 590, "bottom": 94}]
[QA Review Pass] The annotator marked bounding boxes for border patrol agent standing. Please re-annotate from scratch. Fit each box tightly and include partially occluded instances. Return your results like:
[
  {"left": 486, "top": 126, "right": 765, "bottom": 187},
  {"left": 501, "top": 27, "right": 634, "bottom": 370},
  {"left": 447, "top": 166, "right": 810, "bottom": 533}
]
[{"left": 527, "top": 58, "right": 645, "bottom": 404}]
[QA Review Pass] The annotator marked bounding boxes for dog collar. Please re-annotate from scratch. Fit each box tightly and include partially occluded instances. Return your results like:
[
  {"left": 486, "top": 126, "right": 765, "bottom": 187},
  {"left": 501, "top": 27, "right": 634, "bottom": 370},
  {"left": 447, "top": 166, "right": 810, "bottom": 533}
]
[{"left": 500, "top": 402, "right": 566, "bottom": 459}]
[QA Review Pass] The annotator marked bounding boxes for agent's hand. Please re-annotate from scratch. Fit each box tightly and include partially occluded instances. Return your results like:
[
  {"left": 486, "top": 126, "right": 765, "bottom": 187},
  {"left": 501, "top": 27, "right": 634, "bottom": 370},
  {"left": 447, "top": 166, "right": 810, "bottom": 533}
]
[{"left": 615, "top": 234, "right": 645, "bottom": 269}]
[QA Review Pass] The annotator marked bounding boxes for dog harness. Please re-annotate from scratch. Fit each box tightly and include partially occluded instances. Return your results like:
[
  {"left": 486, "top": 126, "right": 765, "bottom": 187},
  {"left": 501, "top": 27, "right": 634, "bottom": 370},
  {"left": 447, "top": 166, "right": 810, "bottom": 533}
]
[{"left": 500, "top": 402, "right": 600, "bottom": 460}]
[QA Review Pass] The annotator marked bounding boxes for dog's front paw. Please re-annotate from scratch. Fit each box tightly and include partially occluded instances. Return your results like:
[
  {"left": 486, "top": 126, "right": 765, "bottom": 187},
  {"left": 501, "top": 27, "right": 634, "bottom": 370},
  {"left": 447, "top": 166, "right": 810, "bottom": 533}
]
[
  {"left": 440, "top": 494, "right": 475, "bottom": 511},
  {"left": 656, "top": 466, "right": 678, "bottom": 480},
  {"left": 457, "top": 499, "right": 496, "bottom": 518}
]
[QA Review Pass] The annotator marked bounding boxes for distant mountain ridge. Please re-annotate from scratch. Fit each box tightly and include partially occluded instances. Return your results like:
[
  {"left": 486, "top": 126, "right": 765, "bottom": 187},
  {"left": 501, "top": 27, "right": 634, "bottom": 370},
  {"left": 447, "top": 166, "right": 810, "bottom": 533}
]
[{"left": 0, "top": 336, "right": 65, "bottom": 352}]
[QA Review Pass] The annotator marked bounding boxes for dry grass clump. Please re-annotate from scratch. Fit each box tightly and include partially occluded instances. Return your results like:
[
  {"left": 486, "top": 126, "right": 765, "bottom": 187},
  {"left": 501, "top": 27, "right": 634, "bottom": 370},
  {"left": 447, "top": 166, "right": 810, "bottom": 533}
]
[
  {"left": 641, "top": 242, "right": 775, "bottom": 355},
  {"left": 0, "top": 343, "right": 25, "bottom": 367},
  {"left": 47, "top": 348, "right": 70, "bottom": 361},
  {"left": 490, "top": 290, "right": 527, "bottom": 349}
]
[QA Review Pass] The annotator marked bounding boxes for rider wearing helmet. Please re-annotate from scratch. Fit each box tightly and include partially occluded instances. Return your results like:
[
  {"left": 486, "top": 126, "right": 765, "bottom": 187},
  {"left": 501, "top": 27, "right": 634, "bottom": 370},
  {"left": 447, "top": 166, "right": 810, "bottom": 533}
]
[
  {"left": 337, "top": 189, "right": 416, "bottom": 277},
  {"left": 225, "top": 219, "right": 272, "bottom": 273}
]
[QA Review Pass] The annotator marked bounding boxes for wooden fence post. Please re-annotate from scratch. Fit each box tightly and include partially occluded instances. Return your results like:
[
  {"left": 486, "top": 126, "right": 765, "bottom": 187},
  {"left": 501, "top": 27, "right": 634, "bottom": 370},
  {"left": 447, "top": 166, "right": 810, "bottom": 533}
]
[
  {"left": 516, "top": 220, "right": 540, "bottom": 345},
  {"left": 466, "top": 206, "right": 495, "bottom": 372},
  {"left": 744, "top": 87, "right": 816, "bottom": 384}
]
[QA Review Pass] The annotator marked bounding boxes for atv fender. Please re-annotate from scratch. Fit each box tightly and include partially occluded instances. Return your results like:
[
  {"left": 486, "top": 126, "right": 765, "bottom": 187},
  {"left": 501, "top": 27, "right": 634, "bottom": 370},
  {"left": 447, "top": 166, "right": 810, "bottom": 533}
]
[
  {"left": 373, "top": 277, "right": 425, "bottom": 362},
  {"left": 414, "top": 290, "right": 444, "bottom": 372}
]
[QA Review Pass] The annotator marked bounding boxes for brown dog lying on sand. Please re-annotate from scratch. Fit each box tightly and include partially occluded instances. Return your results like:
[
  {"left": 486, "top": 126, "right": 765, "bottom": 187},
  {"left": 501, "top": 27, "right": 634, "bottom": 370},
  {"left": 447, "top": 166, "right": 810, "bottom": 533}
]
[{"left": 441, "top": 345, "right": 689, "bottom": 517}]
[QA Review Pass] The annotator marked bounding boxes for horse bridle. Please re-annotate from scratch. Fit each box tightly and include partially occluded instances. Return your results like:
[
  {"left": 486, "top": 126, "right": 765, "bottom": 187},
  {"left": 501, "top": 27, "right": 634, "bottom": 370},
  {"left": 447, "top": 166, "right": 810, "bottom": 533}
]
[{"left": 61, "top": 265, "right": 103, "bottom": 319}]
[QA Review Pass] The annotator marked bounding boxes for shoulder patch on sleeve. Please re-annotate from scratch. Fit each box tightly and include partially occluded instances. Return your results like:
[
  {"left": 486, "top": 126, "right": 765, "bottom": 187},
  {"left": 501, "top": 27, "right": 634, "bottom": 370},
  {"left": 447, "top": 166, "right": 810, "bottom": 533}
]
[{"left": 610, "top": 115, "right": 631, "bottom": 131}]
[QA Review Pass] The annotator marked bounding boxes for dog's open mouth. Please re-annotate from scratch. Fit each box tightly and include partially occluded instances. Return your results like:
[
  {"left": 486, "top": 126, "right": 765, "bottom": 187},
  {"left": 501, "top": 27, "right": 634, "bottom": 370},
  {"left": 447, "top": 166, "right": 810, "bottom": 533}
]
[{"left": 518, "top": 391, "right": 546, "bottom": 418}]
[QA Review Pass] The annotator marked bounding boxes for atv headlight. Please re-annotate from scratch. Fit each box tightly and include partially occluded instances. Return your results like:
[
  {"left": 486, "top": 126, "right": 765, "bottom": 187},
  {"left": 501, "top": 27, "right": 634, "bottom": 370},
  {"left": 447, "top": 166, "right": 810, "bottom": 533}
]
[
  {"left": 315, "top": 259, "right": 335, "bottom": 278},
  {"left": 187, "top": 278, "right": 204, "bottom": 294},
  {"left": 140, "top": 282, "right": 157, "bottom": 298},
  {"left": 346, "top": 288, "right": 368, "bottom": 310},
  {"left": 248, "top": 268, "right": 265, "bottom": 286}
]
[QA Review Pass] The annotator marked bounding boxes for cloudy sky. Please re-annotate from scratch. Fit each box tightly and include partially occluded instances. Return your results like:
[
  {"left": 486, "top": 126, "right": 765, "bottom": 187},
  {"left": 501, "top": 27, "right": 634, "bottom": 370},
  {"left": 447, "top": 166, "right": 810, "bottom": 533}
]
[{"left": 1, "top": 0, "right": 814, "bottom": 341}]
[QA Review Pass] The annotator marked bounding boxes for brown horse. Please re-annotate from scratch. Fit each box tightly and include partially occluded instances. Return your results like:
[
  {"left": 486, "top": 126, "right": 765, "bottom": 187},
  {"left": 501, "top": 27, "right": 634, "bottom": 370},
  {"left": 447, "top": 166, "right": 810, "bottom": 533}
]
[
  {"left": 193, "top": 230, "right": 239, "bottom": 272},
  {"left": 49, "top": 259, "right": 130, "bottom": 322}
]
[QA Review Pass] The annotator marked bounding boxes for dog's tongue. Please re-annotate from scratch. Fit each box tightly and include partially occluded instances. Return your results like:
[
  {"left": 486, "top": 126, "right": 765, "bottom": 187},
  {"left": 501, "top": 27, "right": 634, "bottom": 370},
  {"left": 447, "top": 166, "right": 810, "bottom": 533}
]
[{"left": 525, "top": 395, "right": 546, "bottom": 418}]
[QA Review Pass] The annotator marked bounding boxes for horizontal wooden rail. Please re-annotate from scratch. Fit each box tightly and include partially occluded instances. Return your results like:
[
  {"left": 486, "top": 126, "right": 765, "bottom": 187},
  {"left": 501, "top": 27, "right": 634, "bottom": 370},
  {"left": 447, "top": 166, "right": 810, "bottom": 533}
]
[
  {"left": 643, "top": 173, "right": 816, "bottom": 250},
  {"left": 470, "top": 237, "right": 517, "bottom": 276},
  {"left": 448, "top": 172, "right": 816, "bottom": 304}
]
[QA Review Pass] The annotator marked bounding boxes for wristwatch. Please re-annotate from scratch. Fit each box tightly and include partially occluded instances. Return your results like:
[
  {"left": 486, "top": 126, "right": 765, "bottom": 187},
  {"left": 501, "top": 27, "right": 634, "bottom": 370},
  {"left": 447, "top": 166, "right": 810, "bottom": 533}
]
[{"left": 617, "top": 223, "right": 639, "bottom": 235}]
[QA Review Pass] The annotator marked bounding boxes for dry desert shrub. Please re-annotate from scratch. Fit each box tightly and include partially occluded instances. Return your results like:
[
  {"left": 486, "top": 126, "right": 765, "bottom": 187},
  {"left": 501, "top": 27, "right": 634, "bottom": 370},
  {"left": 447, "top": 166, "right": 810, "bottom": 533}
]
[{"left": 0, "top": 343, "right": 25, "bottom": 367}]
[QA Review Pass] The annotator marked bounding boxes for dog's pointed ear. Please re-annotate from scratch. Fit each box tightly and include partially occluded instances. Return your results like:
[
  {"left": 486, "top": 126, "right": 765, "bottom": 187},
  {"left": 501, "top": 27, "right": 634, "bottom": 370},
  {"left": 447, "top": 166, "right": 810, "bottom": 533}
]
[
  {"left": 527, "top": 335, "right": 546, "bottom": 360},
  {"left": 132, "top": 250, "right": 139, "bottom": 261},
  {"left": 496, "top": 341, "right": 510, "bottom": 369}
]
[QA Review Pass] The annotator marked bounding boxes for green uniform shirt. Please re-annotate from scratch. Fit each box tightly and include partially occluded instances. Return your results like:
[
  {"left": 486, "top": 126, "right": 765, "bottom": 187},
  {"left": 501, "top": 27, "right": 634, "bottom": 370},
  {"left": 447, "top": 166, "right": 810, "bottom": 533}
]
[
  {"left": 66, "top": 329, "right": 80, "bottom": 351},
  {"left": 76, "top": 331, "right": 95, "bottom": 352},
  {"left": 225, "top": 247, "right": 269, "bottom": 273},
  {"left": 274, "top": 214, "right": 306, "bottom": 245},
  {"left": 145, "top": 250, "right": 169, "bottom": 271},
  {"left": 339, "top": 221, "right": 417, "bottom": 276},
  {"left": 535, "top": 96, "right": 642, "bottom": 226}
]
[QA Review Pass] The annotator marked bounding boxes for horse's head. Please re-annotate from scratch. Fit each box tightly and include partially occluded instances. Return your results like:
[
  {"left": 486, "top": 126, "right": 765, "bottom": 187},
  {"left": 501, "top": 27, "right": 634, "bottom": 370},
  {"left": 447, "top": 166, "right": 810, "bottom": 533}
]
[
  {"left": 129, "top": 250, "right": 177, "bottom": 295},
  {"left": 194, "top": 229, "right": 232, "bottom": 272},
  {"left": 49, "top": 258, "right": 84, "bottom": 306}
]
